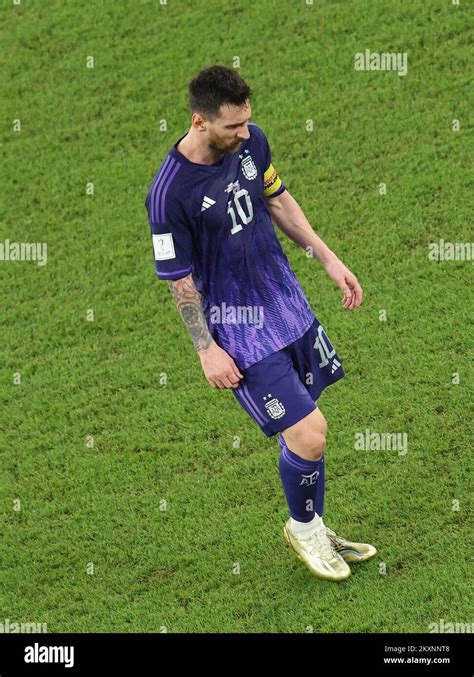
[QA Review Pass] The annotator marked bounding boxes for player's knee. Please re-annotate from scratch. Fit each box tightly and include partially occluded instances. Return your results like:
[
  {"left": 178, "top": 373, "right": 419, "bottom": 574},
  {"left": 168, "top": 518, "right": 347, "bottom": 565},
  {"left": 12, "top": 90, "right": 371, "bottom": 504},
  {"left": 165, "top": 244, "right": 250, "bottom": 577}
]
[
  {"left": 308, "top": 431, "right": 326, "bottom": 460},
  {"left": 290, "top": 430, "right": 326, "bottom": 461},
  {"left": 315, "top": 408, "right": 328, "bottom": 436},
  {"left": 321, "top": 416, "right": 328, "bottom": 436}
]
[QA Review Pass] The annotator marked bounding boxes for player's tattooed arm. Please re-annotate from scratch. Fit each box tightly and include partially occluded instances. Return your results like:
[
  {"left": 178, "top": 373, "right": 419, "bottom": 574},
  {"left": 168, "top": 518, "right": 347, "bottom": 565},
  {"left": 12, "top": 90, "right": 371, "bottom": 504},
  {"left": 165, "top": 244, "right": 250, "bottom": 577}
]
[
  {"left": 167, "top": 274, "right": 214, "bottom": 351},
  {"left": 167, "top": 274, "right": 244, "bottom": 389}
]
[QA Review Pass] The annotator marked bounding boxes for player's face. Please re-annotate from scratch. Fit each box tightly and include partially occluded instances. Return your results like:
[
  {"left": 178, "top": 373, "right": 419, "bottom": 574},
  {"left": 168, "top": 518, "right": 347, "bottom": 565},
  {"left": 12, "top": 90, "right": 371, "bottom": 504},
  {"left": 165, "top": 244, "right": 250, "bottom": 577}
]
[{"left": 207, "top": 101, "right": 252, "bottom": 155}]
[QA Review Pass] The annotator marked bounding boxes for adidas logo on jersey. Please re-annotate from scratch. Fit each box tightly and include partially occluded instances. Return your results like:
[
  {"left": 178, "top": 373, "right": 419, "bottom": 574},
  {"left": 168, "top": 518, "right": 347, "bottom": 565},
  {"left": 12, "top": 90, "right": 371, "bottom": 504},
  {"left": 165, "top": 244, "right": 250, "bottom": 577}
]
[{"left": 201, "top": 196, "right": 216, "bottom": 212}]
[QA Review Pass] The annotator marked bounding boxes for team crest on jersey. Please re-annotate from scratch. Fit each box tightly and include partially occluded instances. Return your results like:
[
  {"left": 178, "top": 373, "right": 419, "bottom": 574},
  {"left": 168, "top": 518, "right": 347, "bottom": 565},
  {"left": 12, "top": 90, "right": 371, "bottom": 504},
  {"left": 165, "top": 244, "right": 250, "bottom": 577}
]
[
  {"left": 241, "top": 154, "right": 258, "bottom": 180},
  {"left": 264, "top": 396, "right": 285, "bottom": 419}
]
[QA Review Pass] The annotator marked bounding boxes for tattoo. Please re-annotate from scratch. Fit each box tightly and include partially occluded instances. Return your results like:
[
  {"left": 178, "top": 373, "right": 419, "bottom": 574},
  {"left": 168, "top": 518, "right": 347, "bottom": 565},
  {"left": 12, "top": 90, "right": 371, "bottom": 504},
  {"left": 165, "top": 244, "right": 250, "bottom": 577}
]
[{"left": 167, "top": 275, "right": 213, "bottom": 351}]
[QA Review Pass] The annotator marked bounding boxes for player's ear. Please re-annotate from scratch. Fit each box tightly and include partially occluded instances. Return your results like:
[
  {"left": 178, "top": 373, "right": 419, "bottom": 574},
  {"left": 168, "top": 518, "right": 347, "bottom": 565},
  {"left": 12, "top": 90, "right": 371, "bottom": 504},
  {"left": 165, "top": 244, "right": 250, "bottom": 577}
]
[{"left": 191, "top": 112, "right": 207, "bottom": 131}]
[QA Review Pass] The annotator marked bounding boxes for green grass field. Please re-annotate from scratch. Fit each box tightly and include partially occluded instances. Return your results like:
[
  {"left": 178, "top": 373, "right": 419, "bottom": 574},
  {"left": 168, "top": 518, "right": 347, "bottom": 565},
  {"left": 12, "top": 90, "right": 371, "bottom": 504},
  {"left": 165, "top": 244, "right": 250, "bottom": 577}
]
[{"left": 1, "top": 0, "right": 471, "bottom": 633}]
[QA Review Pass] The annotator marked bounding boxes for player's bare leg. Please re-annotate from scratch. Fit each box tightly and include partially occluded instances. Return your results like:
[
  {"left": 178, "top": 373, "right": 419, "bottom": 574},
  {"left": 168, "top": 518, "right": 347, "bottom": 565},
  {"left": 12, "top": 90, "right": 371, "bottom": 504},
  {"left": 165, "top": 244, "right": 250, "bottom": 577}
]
[{"left": 281, "top": 407, "right": 328, "bottom": 461}]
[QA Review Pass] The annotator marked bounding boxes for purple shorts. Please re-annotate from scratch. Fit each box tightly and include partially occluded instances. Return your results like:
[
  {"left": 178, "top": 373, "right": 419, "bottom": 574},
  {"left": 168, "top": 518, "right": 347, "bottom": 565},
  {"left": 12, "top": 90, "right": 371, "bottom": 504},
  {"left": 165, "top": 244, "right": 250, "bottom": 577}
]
[{"left": 233, "top": 317, "right": 345, "bottom": 437}]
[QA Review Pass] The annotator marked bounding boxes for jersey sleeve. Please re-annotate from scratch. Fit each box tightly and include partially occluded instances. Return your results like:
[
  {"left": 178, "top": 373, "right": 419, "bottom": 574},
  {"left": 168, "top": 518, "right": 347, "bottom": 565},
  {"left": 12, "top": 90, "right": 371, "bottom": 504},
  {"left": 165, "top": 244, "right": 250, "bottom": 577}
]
[
  {"left": 145, "top": 182, "right": 194, "bottom": 281},
  {"left": 252, "top": 124, "right": 286, "bottom": 199}
]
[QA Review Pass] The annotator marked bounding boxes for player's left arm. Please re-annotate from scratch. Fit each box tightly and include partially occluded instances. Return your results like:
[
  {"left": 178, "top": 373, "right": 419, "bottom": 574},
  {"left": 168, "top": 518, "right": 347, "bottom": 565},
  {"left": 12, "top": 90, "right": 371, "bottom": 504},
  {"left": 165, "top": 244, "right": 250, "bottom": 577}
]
[{"left": 265, "top": 189, "right": 363, "bottom": 310}]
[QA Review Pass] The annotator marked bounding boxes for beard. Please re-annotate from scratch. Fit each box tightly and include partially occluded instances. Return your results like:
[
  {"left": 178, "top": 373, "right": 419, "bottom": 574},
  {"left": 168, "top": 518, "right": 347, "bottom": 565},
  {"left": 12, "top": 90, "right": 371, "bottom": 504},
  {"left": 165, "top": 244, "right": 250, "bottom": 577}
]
[{"left": 208, "top": 135, "right": 241, "bottom": 155}]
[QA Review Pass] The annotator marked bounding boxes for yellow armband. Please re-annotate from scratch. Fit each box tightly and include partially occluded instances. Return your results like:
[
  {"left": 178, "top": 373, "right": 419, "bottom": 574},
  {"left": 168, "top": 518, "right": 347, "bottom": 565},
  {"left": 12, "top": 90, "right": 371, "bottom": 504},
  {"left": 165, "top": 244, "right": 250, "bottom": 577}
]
[{"left": 263, "top": 163, "right": 283, "bottom": 197}]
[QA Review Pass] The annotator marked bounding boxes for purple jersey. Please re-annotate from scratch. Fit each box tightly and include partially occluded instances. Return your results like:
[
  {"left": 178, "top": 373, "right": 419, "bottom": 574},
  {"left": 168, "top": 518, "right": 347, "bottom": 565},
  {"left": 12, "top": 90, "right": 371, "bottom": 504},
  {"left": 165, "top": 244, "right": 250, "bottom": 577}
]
[{"left": 145, "top": 123, "right": 315, "bottom": 369}]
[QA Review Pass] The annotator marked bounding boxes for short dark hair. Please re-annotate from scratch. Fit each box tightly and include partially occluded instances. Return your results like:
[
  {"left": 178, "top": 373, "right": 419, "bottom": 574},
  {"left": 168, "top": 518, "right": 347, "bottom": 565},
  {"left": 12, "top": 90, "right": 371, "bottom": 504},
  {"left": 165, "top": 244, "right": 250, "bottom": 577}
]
[{"left": 188, "top": 65, "right": 252, "bottom": 121}]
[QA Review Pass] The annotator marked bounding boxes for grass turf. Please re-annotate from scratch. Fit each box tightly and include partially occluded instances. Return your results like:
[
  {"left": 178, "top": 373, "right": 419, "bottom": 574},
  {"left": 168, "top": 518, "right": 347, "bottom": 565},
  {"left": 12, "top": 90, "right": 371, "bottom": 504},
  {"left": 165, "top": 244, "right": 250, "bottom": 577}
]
[{"left": 0, "top": 0, "right": 471, "bottom": 632}]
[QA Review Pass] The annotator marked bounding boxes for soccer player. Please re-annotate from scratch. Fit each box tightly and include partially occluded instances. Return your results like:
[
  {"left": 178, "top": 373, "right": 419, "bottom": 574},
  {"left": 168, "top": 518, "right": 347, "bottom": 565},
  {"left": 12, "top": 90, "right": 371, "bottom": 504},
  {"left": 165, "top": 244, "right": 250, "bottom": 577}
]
[{"left": 145, "top": 65, "right": 376, "bottom": 581}]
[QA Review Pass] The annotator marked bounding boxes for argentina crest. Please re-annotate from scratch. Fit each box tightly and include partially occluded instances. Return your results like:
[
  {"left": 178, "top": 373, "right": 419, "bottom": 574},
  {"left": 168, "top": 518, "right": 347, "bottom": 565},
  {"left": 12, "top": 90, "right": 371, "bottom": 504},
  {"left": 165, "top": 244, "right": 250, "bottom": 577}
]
[
  {"left": 265, "top": 397, "right": 285, "bottom": 419},
  {"left": 241, "top": 154, "right": 258, "bottom": 180}
]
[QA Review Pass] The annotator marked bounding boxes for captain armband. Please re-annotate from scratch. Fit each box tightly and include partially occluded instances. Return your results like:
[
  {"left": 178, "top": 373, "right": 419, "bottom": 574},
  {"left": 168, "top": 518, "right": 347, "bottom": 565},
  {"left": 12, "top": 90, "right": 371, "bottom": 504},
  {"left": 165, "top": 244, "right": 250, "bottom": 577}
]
[{"left": 263, "top": 163, "right": 283, "bottom": 197}]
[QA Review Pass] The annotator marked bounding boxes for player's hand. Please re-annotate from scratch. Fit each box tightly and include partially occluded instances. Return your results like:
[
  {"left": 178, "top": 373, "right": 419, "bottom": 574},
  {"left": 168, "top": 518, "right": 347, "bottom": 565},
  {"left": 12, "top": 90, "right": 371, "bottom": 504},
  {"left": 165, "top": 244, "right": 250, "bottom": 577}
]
[
  {"left": 198, "top": 342, "right": 244, "bottom": 389},
  {"left": 323, "top": 256, "right": 363, "bottom": 310}
]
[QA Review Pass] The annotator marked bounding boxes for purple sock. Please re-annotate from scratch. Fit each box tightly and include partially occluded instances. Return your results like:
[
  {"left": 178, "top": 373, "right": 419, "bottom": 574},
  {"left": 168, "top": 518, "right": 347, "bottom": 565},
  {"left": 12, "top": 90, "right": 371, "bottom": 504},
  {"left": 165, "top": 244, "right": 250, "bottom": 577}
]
[
  {"left": 315, "top": 454, "right": 325, "bottom": 518},
  {"left": 278, "top": 433, "right": 325, "bottom": 522}
]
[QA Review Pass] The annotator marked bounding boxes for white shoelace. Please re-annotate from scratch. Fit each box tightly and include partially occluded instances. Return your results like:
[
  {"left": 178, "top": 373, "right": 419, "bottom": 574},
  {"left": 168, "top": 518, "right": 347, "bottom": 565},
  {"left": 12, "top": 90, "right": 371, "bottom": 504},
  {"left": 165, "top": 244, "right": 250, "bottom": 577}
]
[{"left": 299, "top": 524, "right": 337, "bottom": 561}]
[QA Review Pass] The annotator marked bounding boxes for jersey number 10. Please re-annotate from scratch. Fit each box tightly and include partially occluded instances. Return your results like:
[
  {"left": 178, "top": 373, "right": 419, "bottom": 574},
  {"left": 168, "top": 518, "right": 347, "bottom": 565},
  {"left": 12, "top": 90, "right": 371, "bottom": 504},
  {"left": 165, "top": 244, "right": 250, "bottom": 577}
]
[{"left": 228, "top": 189, "right": 254, "bottom": 234}]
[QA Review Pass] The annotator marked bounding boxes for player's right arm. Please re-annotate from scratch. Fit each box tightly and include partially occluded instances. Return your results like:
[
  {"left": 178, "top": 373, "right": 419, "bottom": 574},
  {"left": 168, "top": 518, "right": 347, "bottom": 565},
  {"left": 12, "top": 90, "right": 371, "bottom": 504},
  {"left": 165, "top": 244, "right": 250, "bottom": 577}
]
[
  {"left": 145, "top": 175, "right": 242, "bottom": 389},
  {"left": 166, "top": 274, "right": 213, "bottom": 351},
  {"left": 166, "top": 274, "right": 243, "bottom": 389}
]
